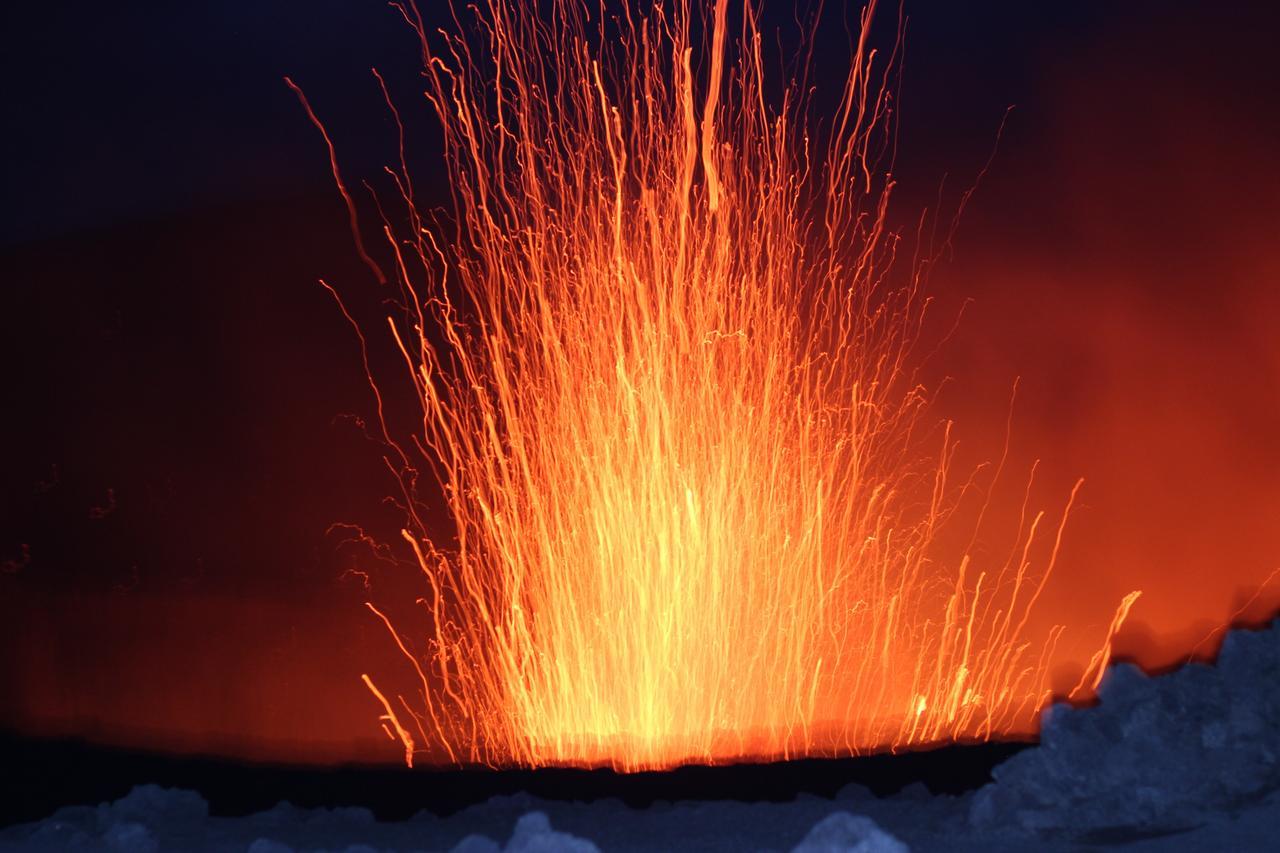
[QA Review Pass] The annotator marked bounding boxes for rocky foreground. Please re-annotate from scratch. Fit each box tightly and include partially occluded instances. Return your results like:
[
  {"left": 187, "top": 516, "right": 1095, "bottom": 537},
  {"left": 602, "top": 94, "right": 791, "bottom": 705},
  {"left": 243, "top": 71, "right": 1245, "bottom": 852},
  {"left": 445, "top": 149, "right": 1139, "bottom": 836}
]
[{"left": 3, "top": 619, "right": 1277, "bottom": 852}]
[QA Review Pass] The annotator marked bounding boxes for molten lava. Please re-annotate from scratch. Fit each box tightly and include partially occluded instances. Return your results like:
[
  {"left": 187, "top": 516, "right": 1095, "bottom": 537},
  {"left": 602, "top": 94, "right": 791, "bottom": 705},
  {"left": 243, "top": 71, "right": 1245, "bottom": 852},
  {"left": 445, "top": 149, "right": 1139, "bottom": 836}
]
[{"left": 301, "top": 0, "right": 1140, "bottom": 771}]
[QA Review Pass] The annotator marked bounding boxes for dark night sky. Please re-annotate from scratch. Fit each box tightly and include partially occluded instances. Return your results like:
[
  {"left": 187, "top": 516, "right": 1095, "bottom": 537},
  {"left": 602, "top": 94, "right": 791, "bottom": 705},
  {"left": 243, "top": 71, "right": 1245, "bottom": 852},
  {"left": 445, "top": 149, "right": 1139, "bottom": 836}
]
[
  {"left": 2, "top": 1, "right": 1278, "bottom": 764},
  {"left": 7, "top": 1, "right": 1245, "bottom": 246}
]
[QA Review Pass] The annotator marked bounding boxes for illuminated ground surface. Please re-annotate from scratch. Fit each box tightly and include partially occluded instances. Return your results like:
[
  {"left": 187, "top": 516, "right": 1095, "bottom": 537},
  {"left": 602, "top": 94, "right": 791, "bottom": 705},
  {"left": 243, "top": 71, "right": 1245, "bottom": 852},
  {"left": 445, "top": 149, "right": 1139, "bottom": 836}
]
[{"left": 2, "top": 619, "right": 1277, "bottom": 851}]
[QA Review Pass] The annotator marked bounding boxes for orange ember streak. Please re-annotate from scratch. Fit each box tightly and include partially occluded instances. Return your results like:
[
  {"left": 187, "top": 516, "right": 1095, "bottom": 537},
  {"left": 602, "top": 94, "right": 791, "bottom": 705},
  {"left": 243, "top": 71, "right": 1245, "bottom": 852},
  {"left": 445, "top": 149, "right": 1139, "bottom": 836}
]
[
  {"left": 360, "top": 673, "right": 415, "bottom": 767},
  {"left": 1187, "top": 565, "right": 1280, "bottom": 660},
  {"left": 284, "top": 78, "right": 387, "bottom": 285},
  {"left": 310, "top": 0, "right": 1140, "bottom": 770},
  {"left": 1070, "top": 590, "right": 1143, "bottom": 700}
]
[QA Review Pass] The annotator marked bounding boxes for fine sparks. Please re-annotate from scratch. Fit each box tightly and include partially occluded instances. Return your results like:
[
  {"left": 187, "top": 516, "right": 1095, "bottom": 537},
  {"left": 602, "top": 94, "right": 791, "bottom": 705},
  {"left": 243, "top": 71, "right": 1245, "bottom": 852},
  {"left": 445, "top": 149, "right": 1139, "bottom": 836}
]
[{"left": 293, "top": 0, "right": 1141, "bottom": 771}]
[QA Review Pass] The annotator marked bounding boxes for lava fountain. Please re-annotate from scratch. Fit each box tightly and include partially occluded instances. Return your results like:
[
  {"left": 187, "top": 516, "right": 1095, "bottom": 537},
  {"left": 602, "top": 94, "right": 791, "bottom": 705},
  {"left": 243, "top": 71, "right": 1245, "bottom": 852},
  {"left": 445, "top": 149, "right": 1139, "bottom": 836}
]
[{"left": 295, "top": 0, "right": 1139, "bottom": 771}]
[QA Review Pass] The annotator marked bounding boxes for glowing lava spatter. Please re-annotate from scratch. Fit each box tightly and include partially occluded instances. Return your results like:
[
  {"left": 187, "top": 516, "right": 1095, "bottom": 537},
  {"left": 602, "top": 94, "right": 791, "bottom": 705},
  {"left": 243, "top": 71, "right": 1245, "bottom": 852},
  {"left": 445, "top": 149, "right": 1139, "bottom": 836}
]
[{"left": 298, "top": 0, "right": 1139, "bottom": 771}]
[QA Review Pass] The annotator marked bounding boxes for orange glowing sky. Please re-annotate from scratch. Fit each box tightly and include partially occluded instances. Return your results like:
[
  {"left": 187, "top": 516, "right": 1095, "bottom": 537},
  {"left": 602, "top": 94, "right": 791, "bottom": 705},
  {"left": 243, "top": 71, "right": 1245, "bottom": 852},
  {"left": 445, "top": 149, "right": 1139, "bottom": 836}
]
[{"left": 1, "top": 0, "right": 1276, "bottom": 766}]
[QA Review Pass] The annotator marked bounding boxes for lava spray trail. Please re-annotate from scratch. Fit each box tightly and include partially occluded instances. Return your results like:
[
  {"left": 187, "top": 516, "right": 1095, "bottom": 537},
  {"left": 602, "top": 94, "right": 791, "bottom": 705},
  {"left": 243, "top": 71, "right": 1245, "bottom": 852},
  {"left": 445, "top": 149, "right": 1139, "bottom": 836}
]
[{"left": 301, "top": 0, "right": 1140, "bottom": 771}]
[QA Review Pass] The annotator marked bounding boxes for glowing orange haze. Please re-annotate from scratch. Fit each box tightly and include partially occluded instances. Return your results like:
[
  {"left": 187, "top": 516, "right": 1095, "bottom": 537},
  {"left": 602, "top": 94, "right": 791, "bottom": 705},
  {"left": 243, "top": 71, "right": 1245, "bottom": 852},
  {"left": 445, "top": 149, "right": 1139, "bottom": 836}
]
[
  {"left": 5, "top": 2, "right": 1277, "bottom": 772},
  {"left": 293, "top": 0, "right": 1142, "bottom": 771}
]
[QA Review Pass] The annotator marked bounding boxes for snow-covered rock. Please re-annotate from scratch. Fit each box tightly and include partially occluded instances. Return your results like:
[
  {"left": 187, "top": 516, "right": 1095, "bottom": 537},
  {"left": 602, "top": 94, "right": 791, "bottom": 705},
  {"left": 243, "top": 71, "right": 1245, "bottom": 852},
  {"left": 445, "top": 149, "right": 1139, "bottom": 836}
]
[
  {"left": 451, "top": 811, "right": 600, "bottom": 853},
  {"left": 502, "top": 811, "right": 599, "bottom": 852},
  {"left": 790, "top": 811, "right": 908, "bottom": 852},
  {"left": 970, "top": 618, "right": 1280, "bottom": 840},
  {"left": 106, "top": 784, "right": 209, "bottom": 827}
]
